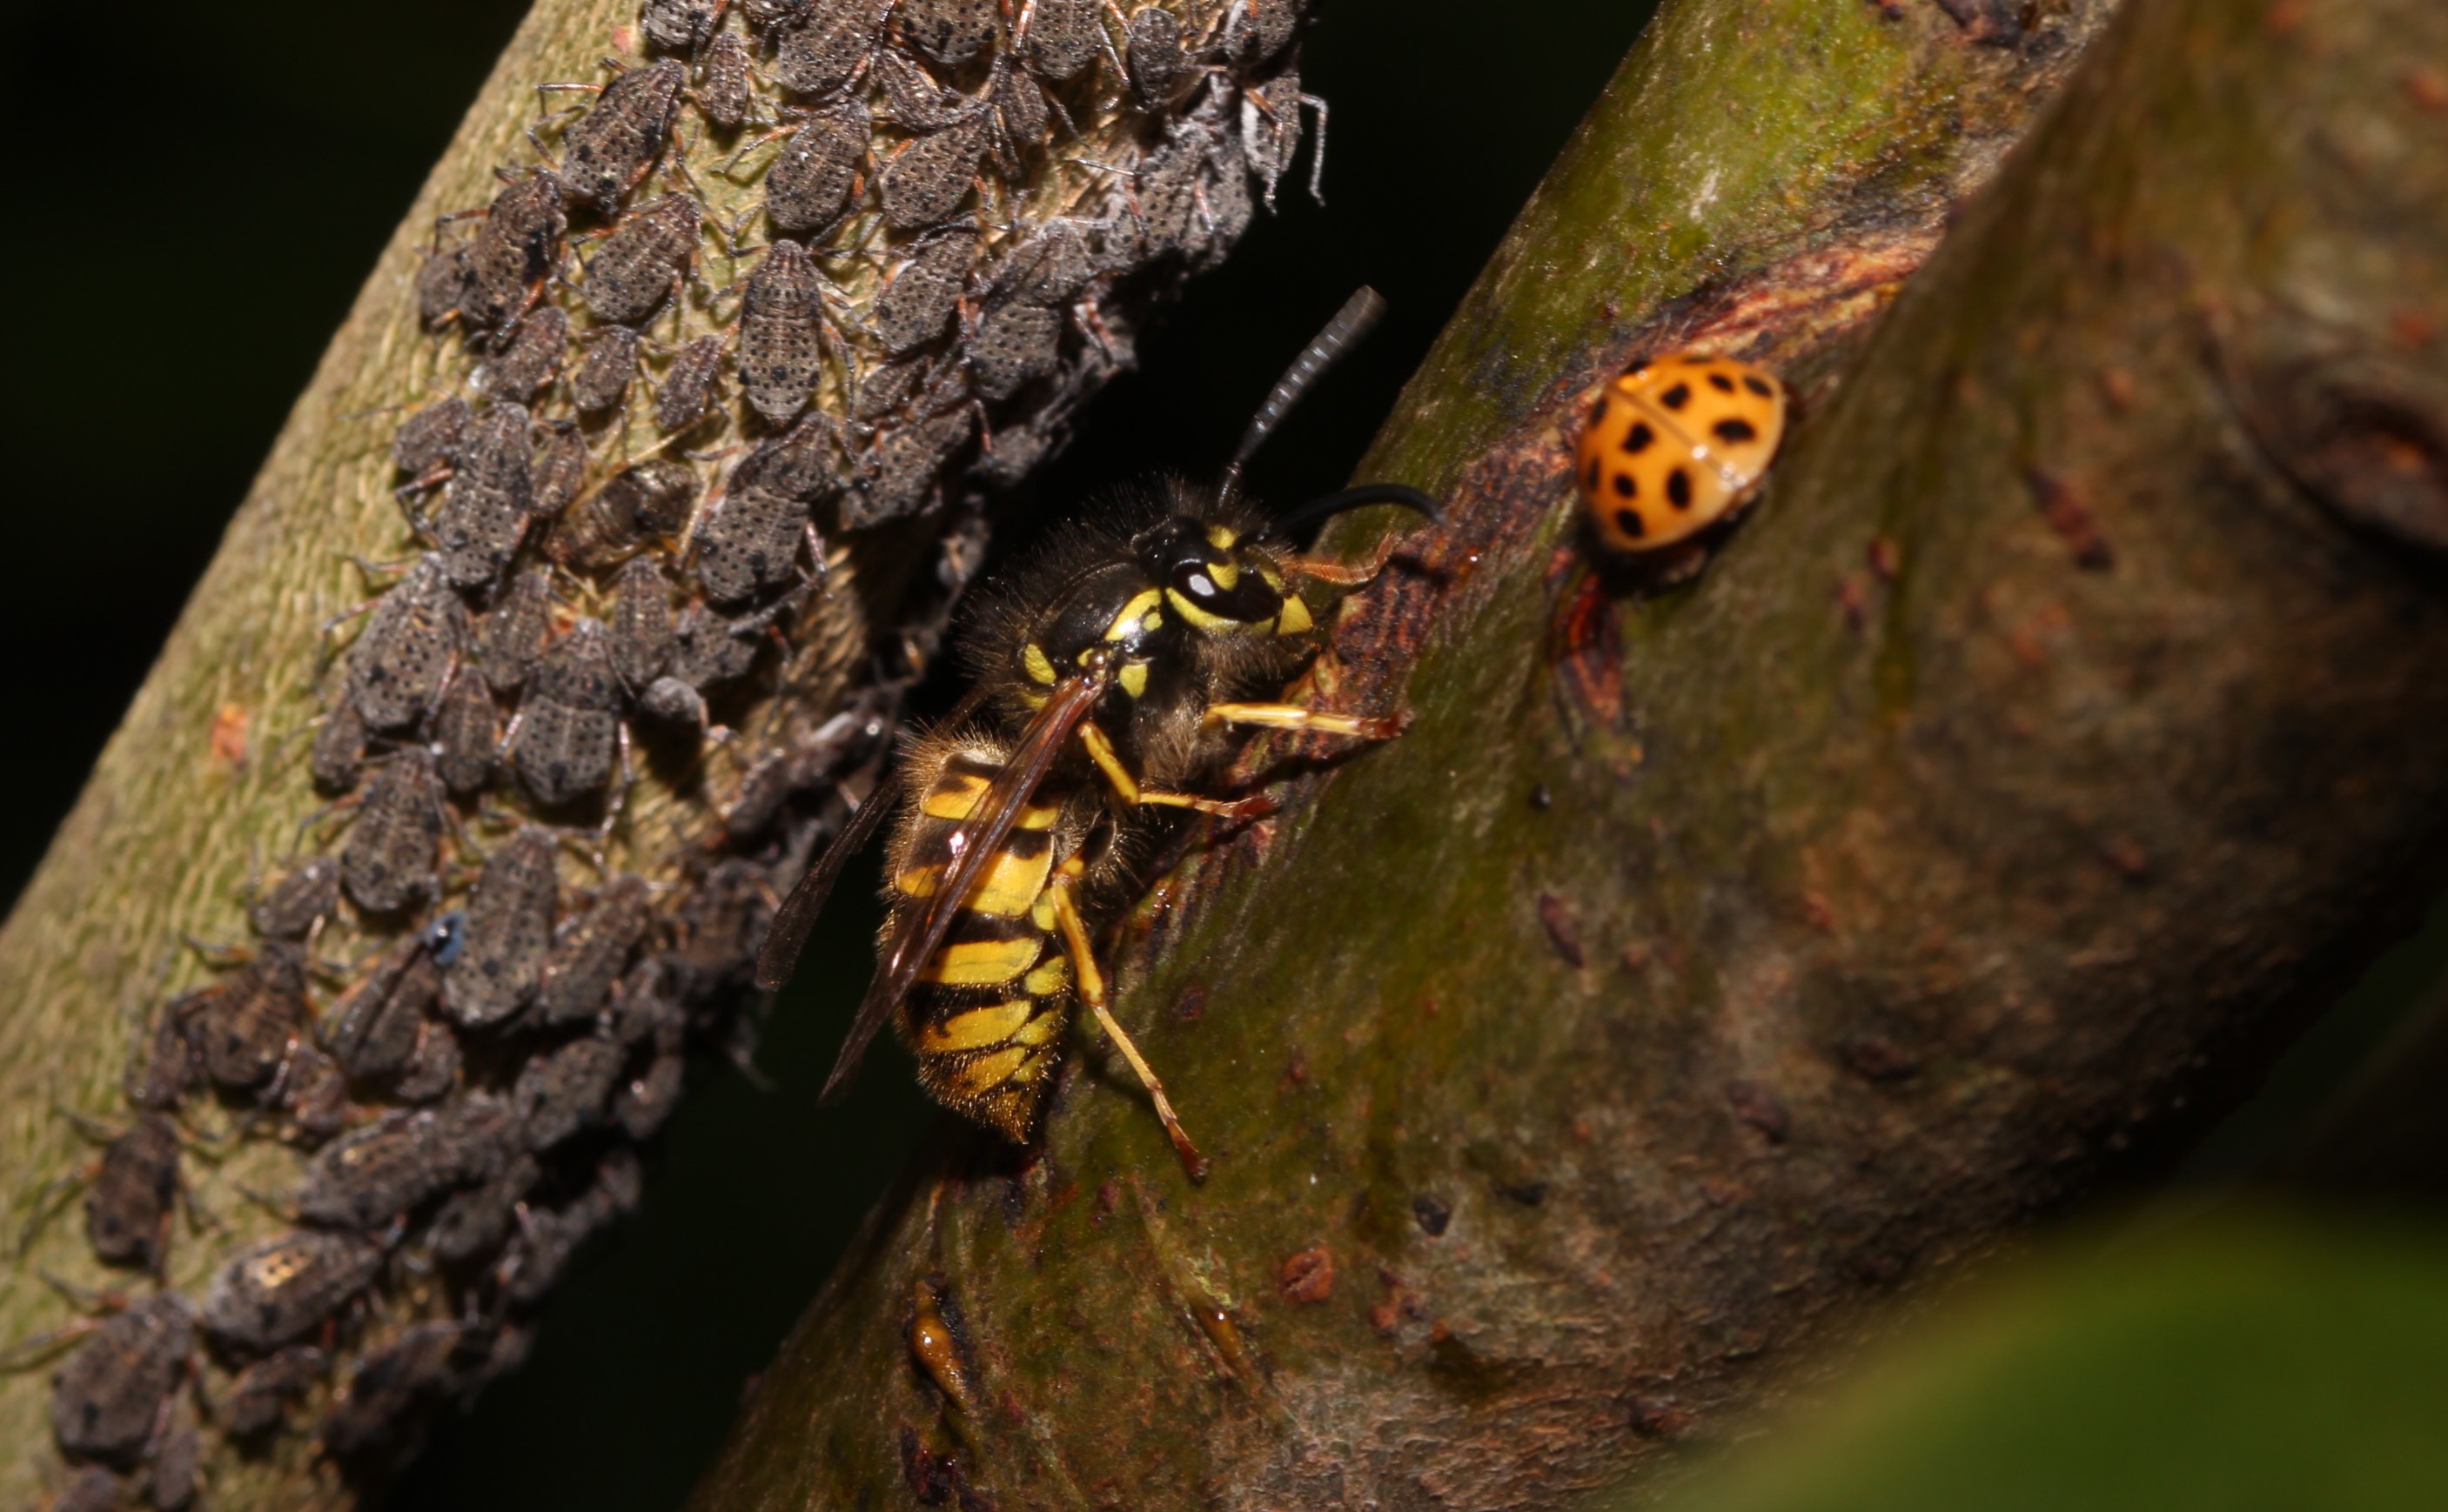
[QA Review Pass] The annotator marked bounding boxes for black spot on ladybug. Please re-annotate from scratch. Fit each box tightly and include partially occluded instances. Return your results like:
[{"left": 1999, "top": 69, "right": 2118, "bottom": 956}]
[
  {"left": 1707, "top": 372, "right": 1736, "bottom": 392},
  {"left": 1611, "top": 472, "right": 1636, "bottom": 498},
  {"left": 1585, "top": 458, "right": 1601, "bottom": 492},
  {"left": 1623, "top": 422, "right": 1654, "bottom": 454},
  {"left": 1667, "top": 469, "right": 1693, "bottom": 509},
  {"left": 1743, "top": 375, "right": 1774, "bottom": 397},
  {"left": 1592, "top": 397, "right": 1609, "bottom": 425},
  {"left": 1613, "top": 507, "right": 1644, "bottom": 538},
  {"left": 1660, "top": 383, "right": 1691, "bottom": 410},
  {"left": 1714, "top": 418, "right": 1758, "bottom": 444}
]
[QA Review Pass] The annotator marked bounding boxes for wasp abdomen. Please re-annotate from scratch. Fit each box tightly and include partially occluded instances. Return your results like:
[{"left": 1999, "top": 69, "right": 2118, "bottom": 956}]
[{"left": 888, "top": 745, "right": 1076, "bottom": 1141}]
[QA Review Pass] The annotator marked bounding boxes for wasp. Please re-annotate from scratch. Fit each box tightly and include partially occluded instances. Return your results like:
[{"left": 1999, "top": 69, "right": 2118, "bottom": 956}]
[{"left": 756, "top": 288, "right": 1438, "bottom": 1179}]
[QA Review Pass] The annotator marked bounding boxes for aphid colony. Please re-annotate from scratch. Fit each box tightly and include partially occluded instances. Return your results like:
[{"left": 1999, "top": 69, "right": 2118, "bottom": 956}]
[{"left": 17, "top": 3, "right": 1327, "bottom": 1502}]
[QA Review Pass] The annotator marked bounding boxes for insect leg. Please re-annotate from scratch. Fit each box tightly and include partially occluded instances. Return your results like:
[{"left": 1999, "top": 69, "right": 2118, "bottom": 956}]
[
  {"left": 1203, "top": 702, "right": 1405, "bottom": 739},
  {"left": 1076, "top": 724, "right": 1275, "bottom": 818},
  {"left": 1048, "top": 870, "right": 1206, "bottom": 1182}
]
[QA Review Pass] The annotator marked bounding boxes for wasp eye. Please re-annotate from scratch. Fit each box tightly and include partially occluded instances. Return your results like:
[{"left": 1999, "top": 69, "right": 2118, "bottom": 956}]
[{"left": 1171, "top": 562, "right": 1218, "bottom": 599}]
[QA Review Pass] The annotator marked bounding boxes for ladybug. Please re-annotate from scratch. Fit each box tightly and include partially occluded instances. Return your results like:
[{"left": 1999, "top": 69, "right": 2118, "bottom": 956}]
[{"left": 1575, "top": 355, "right": 1788, "bottom": 552}]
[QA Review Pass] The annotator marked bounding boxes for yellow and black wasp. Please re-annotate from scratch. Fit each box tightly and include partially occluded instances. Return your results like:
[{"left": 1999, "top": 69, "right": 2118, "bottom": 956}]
[{"left": 755, "top": 288, "right": 1438, "bottom": 1179}]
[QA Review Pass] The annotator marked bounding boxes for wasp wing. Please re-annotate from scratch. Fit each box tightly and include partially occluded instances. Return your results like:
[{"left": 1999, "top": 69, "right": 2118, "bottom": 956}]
[
  {"left": 753, "top": 686, "right": 996, "bottom": 993},
  {"left": 816, "top": 672, "right": 1107, "bottom": 1105},
  {"left": 754, "top": 770, "right": 902, "bottom": 992}
]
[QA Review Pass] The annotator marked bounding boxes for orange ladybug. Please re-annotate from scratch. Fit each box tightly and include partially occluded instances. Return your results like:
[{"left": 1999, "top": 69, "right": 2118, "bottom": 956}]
[{"left": 1575, "top": 355, "right": 1788, "bottom": 552}]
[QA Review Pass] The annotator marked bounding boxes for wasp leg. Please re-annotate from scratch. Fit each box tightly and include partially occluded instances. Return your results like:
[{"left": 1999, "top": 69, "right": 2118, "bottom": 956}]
[
  {"left": 1203, "top": 701, "right": 1406, "bottom": 740},
  {"left": 1047, "top": 870, "right": 1207, "bottom": 1183},
  {"left": 1077, "top": 723, "right": 1275, "bottom": 819}
]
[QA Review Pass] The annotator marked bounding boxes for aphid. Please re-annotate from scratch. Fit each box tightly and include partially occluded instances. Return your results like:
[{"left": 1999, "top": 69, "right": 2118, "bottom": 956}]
[
  {"left": 969, "top": 303, "right": 1060, "bottom": 400},
  {"left": 872, "top": 48, "right": 975, "bottom": 130},
  {"left": 296, "top": 1108, "right": 486, "bottom": 1228},
  {"left": 85, "top": 1114, "right": 182, "bottom": 1272},
  {"left": 990, "top": 217, "right": 1095, "bottom": 307},
  {"left": 609, "top": 559, "right": 677, "bottom": 687},
  {"left": 692, "top": 476, "right": 813, "bottom": 604},
  {"left": 570, "top": 325, "right": 641, "bottom": 413},
  {"left": 744, "top": 0, "right": 810, "bottom": 26},
  {"left": 442, "top": 826, "right": 560, "bottom": 1028},
  {"left": 656, "top": 333, "right": 729, "bottom": 432},
  {"left": 610, "top": 958, "right": 684, "bottom": 1047},
  {"left": 740, "top": 239, "right": 830, "bottom": 425},
  {"left": 1575, "top": 354, "right": 1788, "bottom": 552},
  {"left": 416, "top": 246, "right": 471, "bottom": 328},
  {"left": 433, "top": 401, "right": 536, "bottom": 591},
  {"left": 878, "top": 114, "right": 989, "bottom": 231},
  {"left": 432, "top": 671, "right": 503, "bottom": 798},
  {"left": 697, "top": 32, "right": 754, "bottom": 131},
  {"left": 898, "top": 0, "right": 999, "bottom": 65},
  {"left": 283, "top": 1045, "right": 352, "bottom": 1139},
  {"left": 458, "top": 170, "right": 567, "bottom": 329},
  {"left": 150, "top": 1424, "right": 200, "bottom": 1509},
  {"left": 319, "top": 1321, "right": 472, "bottom": 1457},
  {"left": 391, "top": 398, "right": 469, "bottom": 481},
  {"left": 340, "top": 749, "right": 446, "bottom": 914},
  {"left": 673, "top": 857, "right": 774, "bottom": 994},
  {"left": 739, "top": 411, "right": 845, "bottom": 500},
  {"left": 538, "top": 876, "right": 654, "bottom": 1024},
  {"left": 580, "top": 192, "right": 702, "bottom": 324},
  {"left": 547, "top": 458, "right": 700, "bottom": 572},
  {"left": 427, "top": 1153, "right": 539, "bottom": 1263},
  {"left": 50, "top": 1297, "right": 192, "bottom": 1463},
  {"left": 485, "top": 305, "right": 568, "bottom": 402},
  {"left": 323, "top": 939, "right": 438, "bottom": 1081},
  {"left": 558, "top": 59, "right": 686, "bottom": 213},
  {"left": 1239, "top": 63, "right": 1322, "bottom": 210},
  {"left": 347, "top": 557, "right": 465, "bottom": 732},
  {"left": 394, "top": 1020, "right": 462, "bottom": 1103},
  {"left": 185, "top": 943, "right": 307, "bottom": 1091},
  {"left": 871, "top": 226, "right": 976, "bottom": 353},
  {"left": 219, "top": 1347, "right": 325, "bottom": 1438},
  {"left": 850, "top": 351, "right": 928, "bottom": 420},
  {"left": 200, "top": 1229, "right": 384, "bottom": 1353},
  {"left": 124, "top": 1000, "right": 201, "bottom": 1111},
  {"left": 1018, "top": 0, "right": 1104, "bottom": 81},
  {"left": 1224, "top": 0, "right": 1301, "bottom": 64},
  {"left": 613, "top": 1050, "right": 686, "bottom": 1139},
  {"left": 507, "top": 621, "right": 624, "bottom": 806},
  {"left": 1198, "top": 129, "right": 1255, "bottom": 250},
  {"left": 478, "top": 570, "right": 557, "bottom": 693},
  {"left": 500, "top": 1150, "right": 640, "bottom": 1305},
  {"left": 1123, "top": 8, "right": 1190, "bottom": 110},
  {"left": 512, "top": 1035, "right": 626, "bottom": 1149},
  {"left": 854, "top": 406, "right": 973, "bottom": 525},
  {"left": 310, "top": 698, "right": 367, "bottom": 796},
  {"left": 248, "top": 858, "right": 339, "bottom": 941},
  {"left": 989, "top": 66, "right": 1052, "bottom": 168},
  {"left": 762, "top": 102, "right": 868, "bottom": 235},
  {"left": 1133, "top": 128, "right": 1204, "bottom": 257},
  {"left": 643, "top": 0, "right": 727, "bottom": 51},
  {"left": 757, "top": 289, "right": 1437, "bottom": 1174},
  {"left": 665, "top": 604, "right": 764, "bottom": 691},
  {"left": 532, "top": 419, "right": 591, "bottom": 521},
  {"left": 769, "top": 0, "right": 889, "bottom": 98}
]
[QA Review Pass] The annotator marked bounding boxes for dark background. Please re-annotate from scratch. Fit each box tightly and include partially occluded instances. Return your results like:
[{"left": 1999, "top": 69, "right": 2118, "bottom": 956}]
[{"left": 8, "top": 3, "right": 2441, "bottom": 1509}]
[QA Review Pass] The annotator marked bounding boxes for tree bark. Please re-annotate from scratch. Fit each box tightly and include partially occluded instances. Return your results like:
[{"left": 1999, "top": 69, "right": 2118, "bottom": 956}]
[
  {"left": 0, "top": 1, "right": 1317, "bottom": 1505},
  {"left": 693, "top": 0, "right": 2448, "bottom": 1508}
]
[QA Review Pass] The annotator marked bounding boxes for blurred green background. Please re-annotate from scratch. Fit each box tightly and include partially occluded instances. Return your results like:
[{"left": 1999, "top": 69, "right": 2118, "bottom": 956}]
[{"left": 8, "top": 3, "right": 2444, "bottom": 1509}]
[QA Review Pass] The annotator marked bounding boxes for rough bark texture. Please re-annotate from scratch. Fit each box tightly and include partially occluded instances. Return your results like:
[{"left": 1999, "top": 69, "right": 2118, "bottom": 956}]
[
  {"left": 0, "top": 1, "right": 1319, "bottom": 1506},
  {"left": 694, "top": 0, "right": 2448, "bottom": 1508}
]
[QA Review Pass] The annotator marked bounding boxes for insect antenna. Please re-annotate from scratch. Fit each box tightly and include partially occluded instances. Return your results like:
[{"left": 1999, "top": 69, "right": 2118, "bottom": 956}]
[
  {"left": 1215, "top": 286, "right": 1388, "bottom": 510},
  {"left": 1273, "top": 482, "right": 1441, "bottom": 537}
]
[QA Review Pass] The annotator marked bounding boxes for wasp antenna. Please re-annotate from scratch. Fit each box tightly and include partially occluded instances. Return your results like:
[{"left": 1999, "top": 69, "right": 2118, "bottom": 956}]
[
  {"left": 1273, "top": 482, "right": 1440, "bottom": 537},
  {"left": 1217, "top": 286, "right": 1387, "bottom": 509}
]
